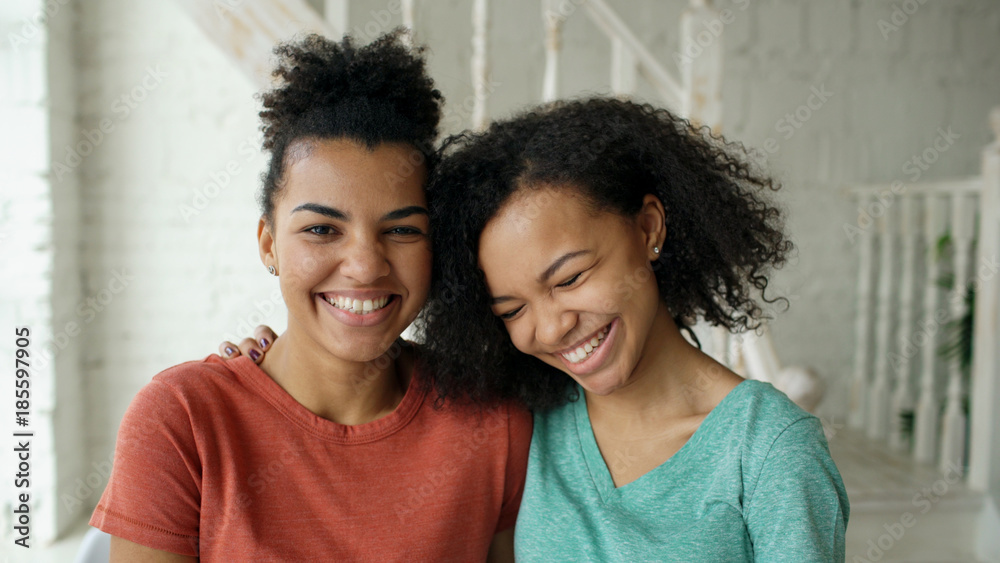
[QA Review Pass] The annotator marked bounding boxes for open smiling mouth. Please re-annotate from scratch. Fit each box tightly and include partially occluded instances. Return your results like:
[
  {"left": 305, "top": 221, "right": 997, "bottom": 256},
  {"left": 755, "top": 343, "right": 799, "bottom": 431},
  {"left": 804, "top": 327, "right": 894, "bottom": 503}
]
[
  {"left": 323, "top": 294, "right": 395, "bottom": 315},
  {"left": 560, "top": 322, "right": 612, "bottom": 364}
]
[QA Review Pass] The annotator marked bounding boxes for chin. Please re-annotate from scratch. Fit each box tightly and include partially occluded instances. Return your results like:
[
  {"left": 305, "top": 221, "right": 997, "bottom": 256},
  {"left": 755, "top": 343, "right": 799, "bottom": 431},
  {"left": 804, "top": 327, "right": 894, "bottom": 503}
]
[
  {"left": 577, "top": 377, "right": 625, "bottom": 397},
  {"left": 324, "top": 332, "right": 400, "bottom": 364},
  {"left": 558, "top": 365, "right": 627, "bottom": 397}
]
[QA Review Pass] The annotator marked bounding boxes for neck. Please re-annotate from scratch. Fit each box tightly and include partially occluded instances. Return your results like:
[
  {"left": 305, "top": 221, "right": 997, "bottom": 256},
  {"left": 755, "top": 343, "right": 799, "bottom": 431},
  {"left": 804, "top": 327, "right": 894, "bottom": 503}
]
[
  {"left": 259, "top": 320, "right": 407, "bottom": 426},
  {"left": 584, "top": 304, "right": 734, "bottom": 422}
]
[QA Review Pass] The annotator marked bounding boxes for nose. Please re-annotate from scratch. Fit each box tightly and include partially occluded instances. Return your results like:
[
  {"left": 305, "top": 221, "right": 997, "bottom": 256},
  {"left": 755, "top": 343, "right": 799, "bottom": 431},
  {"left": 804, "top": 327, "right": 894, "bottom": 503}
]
[
  {"left": 533, "top": 299, "right": 577, "bottom": 349},
  {"left": 339, "top": 235, "right": 390, "bottom": 284}
]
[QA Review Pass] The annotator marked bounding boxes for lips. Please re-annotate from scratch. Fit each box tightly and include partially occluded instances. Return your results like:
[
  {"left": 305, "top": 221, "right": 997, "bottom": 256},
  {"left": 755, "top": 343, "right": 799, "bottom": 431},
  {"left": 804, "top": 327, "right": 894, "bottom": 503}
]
[
  {"left": 552, "top": 318, "right": 619, "bottom": 376},
  {"left": 317, "top": 292, "right": 400, "bottom": 328},
  {"left": 323, "top": 294, "right": 391, "bottom": 315},
  {"left": 559, "top": 323, "right": 611, "bottom": 364}
]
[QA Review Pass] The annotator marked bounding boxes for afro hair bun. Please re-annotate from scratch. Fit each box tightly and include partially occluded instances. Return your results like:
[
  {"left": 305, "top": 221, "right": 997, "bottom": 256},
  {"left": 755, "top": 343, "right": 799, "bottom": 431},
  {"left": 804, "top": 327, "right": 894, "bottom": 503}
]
[{"left": 256, "top": 28, "right": 443, "bottom": 220}]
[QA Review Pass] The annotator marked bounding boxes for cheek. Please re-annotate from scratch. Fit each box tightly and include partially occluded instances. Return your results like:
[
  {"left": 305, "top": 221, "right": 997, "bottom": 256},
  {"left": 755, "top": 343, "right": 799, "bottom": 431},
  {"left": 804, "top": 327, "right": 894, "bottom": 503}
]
[
  {"left": 391, "top": 244, "right": 433, "bottom": 299},
  {"left": 279, "top": 243, "right": 326, "bottom": 288},
  {"left": 574, "top": 275, "right": 631, "bottom": 315},
  {"left": 601, "top": 263, "right": 659, "bottom": 314}
]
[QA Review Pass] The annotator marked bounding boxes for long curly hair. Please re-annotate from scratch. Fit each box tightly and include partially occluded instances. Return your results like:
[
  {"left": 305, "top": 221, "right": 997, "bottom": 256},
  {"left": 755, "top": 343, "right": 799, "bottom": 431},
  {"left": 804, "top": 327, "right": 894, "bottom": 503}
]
[
  {"left": 257, "top": 29, "right": 443, "bottom": 223},
  {"left": 416, "top": 98, "right": 793, "bottom": 411}
]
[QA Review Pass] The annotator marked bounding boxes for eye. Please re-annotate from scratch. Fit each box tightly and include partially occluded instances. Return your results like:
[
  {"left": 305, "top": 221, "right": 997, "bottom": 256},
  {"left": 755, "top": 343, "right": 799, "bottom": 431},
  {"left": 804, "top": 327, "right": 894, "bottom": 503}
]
[
  {"left": 556, "top": 272, "right": 582, "bottom": 288},
  {"left": 386, "top": 226, "right": 425, "bottom": 237},
  {"left": 498, "top": 306, "right": 524, "bottom": 321},
  {"left": 306, "top": 225, "right": 339, "bottom": 236}
]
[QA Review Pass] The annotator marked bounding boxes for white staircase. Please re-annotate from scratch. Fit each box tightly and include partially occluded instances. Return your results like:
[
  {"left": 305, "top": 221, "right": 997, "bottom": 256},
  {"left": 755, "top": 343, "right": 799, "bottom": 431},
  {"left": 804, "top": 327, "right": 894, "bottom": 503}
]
[{"left": 170, "top": 1, "right": 1000, "bottom": 560}]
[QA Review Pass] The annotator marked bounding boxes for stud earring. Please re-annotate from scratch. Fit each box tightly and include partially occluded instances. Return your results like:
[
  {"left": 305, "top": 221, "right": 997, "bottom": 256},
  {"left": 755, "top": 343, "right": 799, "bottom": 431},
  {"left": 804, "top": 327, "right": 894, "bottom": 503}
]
[
  {"left": 653, "top": 247, "right": 660, "bottom": 254},
  {"left": 268, "top": 265, "right": 277, "bottom": 276}
]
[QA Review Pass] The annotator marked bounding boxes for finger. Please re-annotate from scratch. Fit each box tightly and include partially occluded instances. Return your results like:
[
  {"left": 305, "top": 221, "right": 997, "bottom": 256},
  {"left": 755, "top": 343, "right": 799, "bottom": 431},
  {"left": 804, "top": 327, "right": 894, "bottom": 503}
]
[
  {"left": 253, "top": 325, "right": 279, "bottom": 350},
  {"left": 238, "top": 337, "right": 264, "bottom": 363},
  {"left": 219, "top": 341, "right": 241, "bottom": 358}
]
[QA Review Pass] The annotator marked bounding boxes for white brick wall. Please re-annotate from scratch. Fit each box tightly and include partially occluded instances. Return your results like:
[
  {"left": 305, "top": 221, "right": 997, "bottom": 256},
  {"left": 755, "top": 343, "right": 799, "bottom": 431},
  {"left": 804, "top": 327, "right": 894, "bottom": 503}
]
[
  {"left": 361, "top": 0, "right": 1000, "bottom": 422},
  {"left": 0, "top": 0, "right": 88, "bottom": 546},
  {"left": 5, "top": 0, "right": 996, "bottom": 539},
  {"left": 73, "top": 0, "right": 278, "bottom": 507}
]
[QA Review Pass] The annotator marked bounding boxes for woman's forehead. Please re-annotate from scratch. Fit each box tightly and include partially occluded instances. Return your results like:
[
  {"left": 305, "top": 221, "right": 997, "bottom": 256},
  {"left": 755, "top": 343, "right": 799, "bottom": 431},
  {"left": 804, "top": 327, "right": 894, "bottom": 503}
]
[
  {"left": 479, "top": 188, "right": 619, "bottom": 265},
  {"left": 279, "top": 139, "right": 427, "bottom": 215}
]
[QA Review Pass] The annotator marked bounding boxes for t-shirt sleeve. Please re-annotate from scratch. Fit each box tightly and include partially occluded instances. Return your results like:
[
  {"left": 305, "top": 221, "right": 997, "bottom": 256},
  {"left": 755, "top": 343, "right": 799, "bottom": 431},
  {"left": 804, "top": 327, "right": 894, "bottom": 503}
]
[
  {"left": 496, "top": 404, "right": 533, "bottom": 533},
  {"left": 744, "top": 416, "right": 849, "bottom": 562},
  {"left": 89, "top": 378, "right": 202, "bottom": 556}
]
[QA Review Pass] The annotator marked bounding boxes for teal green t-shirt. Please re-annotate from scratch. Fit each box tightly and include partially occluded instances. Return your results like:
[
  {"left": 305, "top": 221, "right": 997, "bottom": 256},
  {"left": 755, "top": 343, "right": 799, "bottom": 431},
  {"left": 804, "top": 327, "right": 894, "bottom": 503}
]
[{"left": 513, "top": 379, "right": 849, "bottom": 562}]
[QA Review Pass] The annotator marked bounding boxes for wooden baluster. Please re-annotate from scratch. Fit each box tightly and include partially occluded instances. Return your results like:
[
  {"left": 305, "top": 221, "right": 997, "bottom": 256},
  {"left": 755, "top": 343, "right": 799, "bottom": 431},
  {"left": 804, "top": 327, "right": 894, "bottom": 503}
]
[
  {"left": 915, "top": 195, "right": 947, "bottom": 464},
  {"left": 867, "top": 204, "right": 896, "bottom": 441},
  {"left": 610, "top": 37, "right": 637, "bottom": 97},
  {"left": 850, "top": 194, "right": 876, "bottom": 429},
  {"left": 889, "top": 196, "right": 919, "bottom": 450},
  {"left": 401, "top": 0, "right": 415, "bottom": 35},
  {"left": 968, "top": 107, "right": 1000, "bottom": 491},
  {"left": 470, "top": 0, "right": 490, "bottom": 130},
  {"left": 323, "top": 0, "right": 348, "bottom": 37},
  {"left": 940, "top": 193, "right": 973, "bottom": 474},
  {"left": 541, "top": 0, "right": 563, "bottom": 103},
  {"left": 679, "top": 0, "right": 722, "bottom": 132}
]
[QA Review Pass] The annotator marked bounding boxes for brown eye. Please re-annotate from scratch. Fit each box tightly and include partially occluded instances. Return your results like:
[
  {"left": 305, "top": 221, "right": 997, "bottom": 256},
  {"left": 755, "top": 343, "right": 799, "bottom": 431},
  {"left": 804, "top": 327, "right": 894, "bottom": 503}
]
[{"left": 307, "top": 225, "right": 339, "bottom": 236}]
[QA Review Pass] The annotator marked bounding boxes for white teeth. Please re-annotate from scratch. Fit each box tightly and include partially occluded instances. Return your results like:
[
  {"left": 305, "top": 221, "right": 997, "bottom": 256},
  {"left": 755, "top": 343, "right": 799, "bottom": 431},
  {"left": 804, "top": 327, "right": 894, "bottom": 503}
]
[
  {"left": 561, "top": 325, "right": 611, "bottom": 364},
  {"left": 326, "top": 295, "right": 391, "bottom": 315}
]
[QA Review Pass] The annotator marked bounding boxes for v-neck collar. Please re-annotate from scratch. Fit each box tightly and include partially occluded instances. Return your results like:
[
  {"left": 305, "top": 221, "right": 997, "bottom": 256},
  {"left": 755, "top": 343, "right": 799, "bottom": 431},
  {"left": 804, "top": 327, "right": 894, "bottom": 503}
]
[{"left": 571, "top": 379, "right": 750, "bottom": 504}]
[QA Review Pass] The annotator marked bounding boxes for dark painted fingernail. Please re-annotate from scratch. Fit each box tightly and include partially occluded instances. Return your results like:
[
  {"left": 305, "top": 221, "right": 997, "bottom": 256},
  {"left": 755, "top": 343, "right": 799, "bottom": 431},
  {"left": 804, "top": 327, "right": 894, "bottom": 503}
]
[
  {"left": 249, "top": 350, "right": 261, "bottom": 361},
  {"left": 225, "top": 346, "right": 235, "bottom": 356},
  {"left": 260, "top": 338, "right": 268, "bottom": 348}
]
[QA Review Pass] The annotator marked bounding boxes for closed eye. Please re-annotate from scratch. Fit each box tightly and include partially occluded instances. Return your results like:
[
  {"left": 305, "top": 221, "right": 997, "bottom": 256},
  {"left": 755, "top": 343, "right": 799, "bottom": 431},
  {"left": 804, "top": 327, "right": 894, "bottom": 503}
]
[
  {"left": 498, "top": 305, "right": 524, "bottom": 321},
  {"left": 556, "top": 272, "right": 582, "bottom": 288}
]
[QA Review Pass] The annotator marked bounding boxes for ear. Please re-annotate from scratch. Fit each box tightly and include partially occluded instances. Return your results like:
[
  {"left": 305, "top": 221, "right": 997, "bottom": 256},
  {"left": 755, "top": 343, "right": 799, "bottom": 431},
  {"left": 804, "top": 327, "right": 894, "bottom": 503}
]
[
  {"left": 638, "top": 194, "right": 667, "bottom": 261},
  {"left": 258, "top": 216, "right": 277, "bottom": 272}
]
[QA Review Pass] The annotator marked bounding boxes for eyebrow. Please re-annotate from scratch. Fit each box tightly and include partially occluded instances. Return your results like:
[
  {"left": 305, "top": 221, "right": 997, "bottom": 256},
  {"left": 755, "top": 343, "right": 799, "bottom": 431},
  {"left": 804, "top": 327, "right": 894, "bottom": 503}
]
[
  {"left": 292, "top": 203, "right": 348, "bottom": 220},
  {"left": 291, "top": 203, "right": 429, "bottom": 222},
  {"left": 381, "top": 205, "right": 429, "bottom": 221},
  {"left": 540, "top": 250, "right": 590, "bottom": 283},
  {"left": 489, "top": 250, "right": 591, "bottom": 305}
]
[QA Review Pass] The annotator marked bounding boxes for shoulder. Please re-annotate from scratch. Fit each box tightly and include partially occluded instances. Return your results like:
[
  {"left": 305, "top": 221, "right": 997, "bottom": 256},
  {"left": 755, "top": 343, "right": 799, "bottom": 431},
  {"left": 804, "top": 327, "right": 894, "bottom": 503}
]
[
  {"left": 720, "top": 380, "right": 838, "bottom": 489},
  {"left": 723, "top": 379, "right": 820, "bottom": 447},
  {"left": 151, "top": 353, "right": 243, "bottom": 391},
  {"left": 411, "top": 340, "right": 534, "bottom": 435},
  {"left": 702, "top": 380, "right": 830, "bottom": 482},
  {"left": 427, "top": 397, "right": 533, "bottom": 442},
  {"left": 504, "top": 401, "right": 533, "bottom": 445},
  {"left": 526, "top": 392, "right": 578, "bottom": 450},
  {"left": 123, "top": 354, "right": 247, "bottom": 425}
]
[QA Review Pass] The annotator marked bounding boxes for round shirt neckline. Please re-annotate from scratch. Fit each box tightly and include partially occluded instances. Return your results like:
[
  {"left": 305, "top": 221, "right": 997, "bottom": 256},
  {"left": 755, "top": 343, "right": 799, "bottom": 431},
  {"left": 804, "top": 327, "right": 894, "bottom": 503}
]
[{"left": 227, "top": 354, "right": 427, "bottom": 445}]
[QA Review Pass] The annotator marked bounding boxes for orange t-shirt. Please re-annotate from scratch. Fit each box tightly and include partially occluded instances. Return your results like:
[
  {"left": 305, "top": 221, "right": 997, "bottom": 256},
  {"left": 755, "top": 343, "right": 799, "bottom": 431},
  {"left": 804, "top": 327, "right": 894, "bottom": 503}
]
[{"left": 90, "top": 354, "right": 532, "bottom": 561}]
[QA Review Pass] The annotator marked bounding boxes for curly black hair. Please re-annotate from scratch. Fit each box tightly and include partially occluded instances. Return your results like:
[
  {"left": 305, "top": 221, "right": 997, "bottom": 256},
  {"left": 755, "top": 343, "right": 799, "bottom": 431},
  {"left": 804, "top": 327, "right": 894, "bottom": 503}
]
[
  {"left": 257, "top": 29, "right": 443, "bottom": 223},
  {"left": 416, "top": 98, "right": 793, "bottom": 411}
]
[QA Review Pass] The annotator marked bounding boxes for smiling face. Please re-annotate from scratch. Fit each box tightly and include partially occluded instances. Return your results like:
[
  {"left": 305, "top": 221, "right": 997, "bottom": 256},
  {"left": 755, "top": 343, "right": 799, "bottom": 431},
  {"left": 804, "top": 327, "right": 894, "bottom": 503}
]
[
  {"left": 478, "top": 186, "right": 669, "bottom": 396},
  {"left": 259, "top": 138, "right": 431, "bottom": 363}
]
